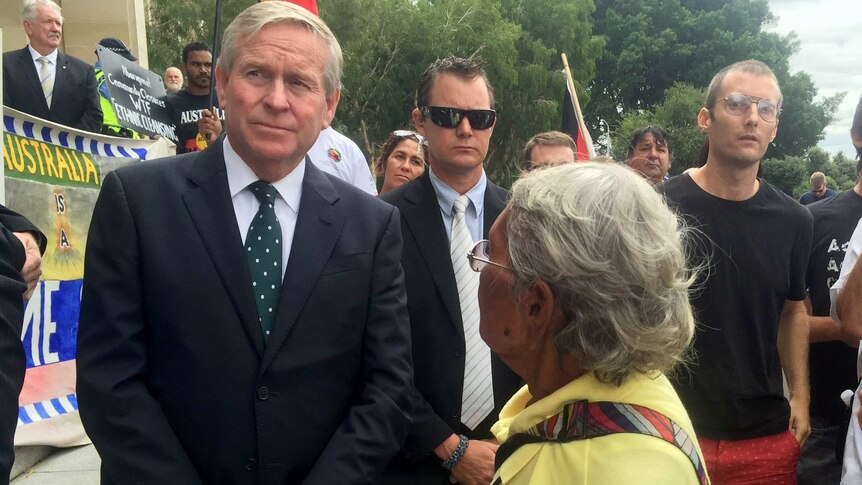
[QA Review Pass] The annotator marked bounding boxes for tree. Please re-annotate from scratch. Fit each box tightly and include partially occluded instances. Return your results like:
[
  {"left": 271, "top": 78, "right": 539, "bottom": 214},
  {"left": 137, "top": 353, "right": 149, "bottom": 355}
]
[
  {"left": 589, "top": 0, "right": 843, "bottom": 160},
  {"left": 145, "top": 0, "right": 250, "bottom": 74},
  {"left": 321, "top": 0, "right": 603, "bottom": 187},
  {"left": 761, "top": 155, "right": 807, "bottom": 197}
]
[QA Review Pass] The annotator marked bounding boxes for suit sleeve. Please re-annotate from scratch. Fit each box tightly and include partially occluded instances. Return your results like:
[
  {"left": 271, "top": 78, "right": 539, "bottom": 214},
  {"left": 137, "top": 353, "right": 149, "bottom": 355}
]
[
  {"left": 302, "top": 205, "right": 413, "bottom": 484},
  {"left": 76, "top": 64, "right": 102, "bottom": 134},
  {"left": 76, "top": 171, "right": 203, "bottom": 484},
  {"left": 0, "top": 221, "right": 27, "bottom": 482},
  {"left": 0, "top": 205, "right": 46, "bottom": 255}
]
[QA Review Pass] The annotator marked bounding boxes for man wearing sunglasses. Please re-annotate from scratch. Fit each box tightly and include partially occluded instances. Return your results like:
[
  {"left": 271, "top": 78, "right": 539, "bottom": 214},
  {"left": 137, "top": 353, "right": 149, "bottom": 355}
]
[
  {"left": 661, "top": 60, "right": 813, "bottom": 484},
  {"left": 379, "top": 57, "right": 520, "bottom": 485}
]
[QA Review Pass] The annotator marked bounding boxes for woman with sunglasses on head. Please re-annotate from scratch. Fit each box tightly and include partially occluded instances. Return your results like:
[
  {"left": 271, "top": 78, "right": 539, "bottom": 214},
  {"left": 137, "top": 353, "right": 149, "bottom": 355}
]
[
  {"left": 375, "top": 130, "right": 427, "bottom": 194},
  {"left": 473, "top": 162, "right": 709, "bottom": 484}
]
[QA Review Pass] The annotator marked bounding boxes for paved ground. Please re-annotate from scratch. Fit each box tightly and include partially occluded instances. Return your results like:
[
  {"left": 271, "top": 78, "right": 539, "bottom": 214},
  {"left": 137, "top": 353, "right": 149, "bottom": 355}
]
[{"left": 10, "top": 444, "right": 99, "bottom": 484}]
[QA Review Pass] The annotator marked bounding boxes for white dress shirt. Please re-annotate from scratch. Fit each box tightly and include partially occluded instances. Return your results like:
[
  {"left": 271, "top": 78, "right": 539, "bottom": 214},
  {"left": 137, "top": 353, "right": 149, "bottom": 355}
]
[
  {"left": 28, "top": 45, "right": 58, "bottom": 88},
  {"left": 224, "top": 136, "right": 303, "bottom": 280}
]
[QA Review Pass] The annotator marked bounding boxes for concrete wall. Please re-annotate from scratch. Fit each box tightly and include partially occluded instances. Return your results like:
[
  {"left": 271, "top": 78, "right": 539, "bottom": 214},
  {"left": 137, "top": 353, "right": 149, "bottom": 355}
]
[{"left": 1, "top": 0, "right": 148, "bottom": 68}]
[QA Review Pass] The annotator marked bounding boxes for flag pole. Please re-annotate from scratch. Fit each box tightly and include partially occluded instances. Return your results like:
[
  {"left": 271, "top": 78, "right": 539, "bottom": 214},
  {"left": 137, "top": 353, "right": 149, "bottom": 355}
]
[
  {"left": 561, "top": 53, "right": 595, "bottom": 158},
  {"left": 208, "top": 0, "right": 224, "bottom": 110}
]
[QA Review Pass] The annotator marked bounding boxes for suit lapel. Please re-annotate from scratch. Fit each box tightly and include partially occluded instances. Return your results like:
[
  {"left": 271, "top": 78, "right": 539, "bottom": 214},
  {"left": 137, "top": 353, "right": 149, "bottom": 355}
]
[
  {"left": 49, "top": 53, "right": 69, "bottom": 112},
  {"left": 260, "top": 161, "right": 343, "bottom": 374},
  {"left": 16, "top": 48, "right": 48, "bottom": 112},
  {"left": 483, "top": 182, "right": 509, "bottom": 234},
  {"left": 400, "top": 173, "right": 464, "bottom": 334},
  {"left": 182, "top": 138, "right": 265, "bottom": 357}
]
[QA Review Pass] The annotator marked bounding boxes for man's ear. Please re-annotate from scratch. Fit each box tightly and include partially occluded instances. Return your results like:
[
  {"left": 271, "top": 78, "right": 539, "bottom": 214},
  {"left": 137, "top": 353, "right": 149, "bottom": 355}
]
[
  {"left": 412, "top": 108, "right": 426, "bottom": 137},
  {"left": 697, "top": 107, "right": 711, "bottom": 134},
  {"left": 852, "top": 129, "right": 862, "bottom": 150}
]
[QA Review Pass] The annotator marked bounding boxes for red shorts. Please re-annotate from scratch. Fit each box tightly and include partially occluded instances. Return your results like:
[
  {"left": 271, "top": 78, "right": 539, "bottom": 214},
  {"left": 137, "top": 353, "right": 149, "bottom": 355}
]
[{"left": 698, "top": 430, "right": 801, "bottom": 485}]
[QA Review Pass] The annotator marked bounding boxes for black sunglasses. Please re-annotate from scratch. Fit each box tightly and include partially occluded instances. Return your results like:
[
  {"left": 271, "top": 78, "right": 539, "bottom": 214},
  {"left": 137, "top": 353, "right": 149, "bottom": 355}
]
[{"left": 419, "top": 106, "right": 496, "bottom": 130}]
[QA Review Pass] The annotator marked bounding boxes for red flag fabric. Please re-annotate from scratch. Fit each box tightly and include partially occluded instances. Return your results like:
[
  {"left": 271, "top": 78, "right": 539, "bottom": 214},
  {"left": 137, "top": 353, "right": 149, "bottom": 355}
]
[
  {"left": 561, "top": 82, "right": 594, "bottom": 161},
  {"left": 266, "top": 0, "right": 319, "bottom": 16}
]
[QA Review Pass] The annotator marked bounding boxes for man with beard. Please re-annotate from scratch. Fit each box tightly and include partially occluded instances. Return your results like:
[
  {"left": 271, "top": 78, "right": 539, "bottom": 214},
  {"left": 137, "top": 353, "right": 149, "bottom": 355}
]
[{"left": 165, "top": 42, "right": 225, "bottom": 154}]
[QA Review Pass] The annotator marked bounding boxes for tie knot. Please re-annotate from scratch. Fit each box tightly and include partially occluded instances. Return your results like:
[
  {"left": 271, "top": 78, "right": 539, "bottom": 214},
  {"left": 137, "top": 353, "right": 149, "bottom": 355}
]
[
  {"left": 453, "top": 195, "right": 469, "bottom": 216},
  {"left": 249, "top": 181, "right": 279, "bottom": 204},
  {"left": 37, "top": 56, "right": 50, "bottom": 66}
]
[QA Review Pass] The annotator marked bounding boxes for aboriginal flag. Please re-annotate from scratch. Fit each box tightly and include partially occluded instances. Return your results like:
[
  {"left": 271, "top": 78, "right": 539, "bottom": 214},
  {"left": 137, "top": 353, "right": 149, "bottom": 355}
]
[
  {"left": 261, "top": 0, "right": 319, "bottom": 15},
  {"left": 561, "top": 77, "right": 594, "bottom": 160}
]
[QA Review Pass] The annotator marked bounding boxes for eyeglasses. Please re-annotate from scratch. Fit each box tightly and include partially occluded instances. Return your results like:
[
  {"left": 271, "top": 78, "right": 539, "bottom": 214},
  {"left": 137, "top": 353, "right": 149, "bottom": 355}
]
[
  {"left": 712, "top": 93, "right": 781, "bottom": 123},
  {"left": 419, "top": 106, "right": 496, "bottom": 130},
  {"left": 467, "top": 239, "right": 512, "bottom": 272},
  {"left": 392, "top": 130, "right": 427, "bottom": 146}
]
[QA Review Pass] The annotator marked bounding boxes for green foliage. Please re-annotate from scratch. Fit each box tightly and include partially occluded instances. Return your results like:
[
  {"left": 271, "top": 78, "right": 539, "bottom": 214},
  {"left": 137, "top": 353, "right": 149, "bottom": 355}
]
[
  {"left": 145, "top": 0, "right": 251, "bottom": 74},
  {"left": 320, "top": 0, "right": 603, "bottom": 188},
  {"left": 590, "top": 0, "right": 842, "bottom": 160},
  {"left": 613, "top": 83, "right": 706, "bottom": 172},
  {"left": 761, "top": 156, "right": 807, "bottom": 197}
]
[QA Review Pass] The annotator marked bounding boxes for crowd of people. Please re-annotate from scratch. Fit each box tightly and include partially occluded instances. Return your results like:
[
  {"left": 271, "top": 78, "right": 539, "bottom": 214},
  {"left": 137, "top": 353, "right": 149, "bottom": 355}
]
[{"left": 3, "top": 0, "right": 862, "bottom": 485}]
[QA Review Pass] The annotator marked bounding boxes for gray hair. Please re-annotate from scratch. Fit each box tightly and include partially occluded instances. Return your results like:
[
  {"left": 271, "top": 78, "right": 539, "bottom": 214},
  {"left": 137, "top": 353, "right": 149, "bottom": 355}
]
[
  {"left": 218, "top": 1, "right": 342, "bottom": 98},
  {"left": 705, "top": 59, "right": 783, "bottom": 115},
  {"left": 506, "top": 162, "right": 696, "bottom": 385},
  {"left": 22, "top": 0, "right": 62, "bottom": 22}
]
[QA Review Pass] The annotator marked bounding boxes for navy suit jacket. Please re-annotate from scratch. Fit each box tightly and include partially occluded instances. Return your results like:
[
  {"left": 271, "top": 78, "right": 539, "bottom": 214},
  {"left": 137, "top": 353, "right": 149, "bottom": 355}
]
[
  {"left": 379, "top": 172, "right": 521, "bottom": 484},
  {"left": 3, "top": 46, "right": 101, "bottom": 133},
  {"left": 0, "top": 207, "right": 33, "bottom": 485},
  {"left": 76, "top": 137, "right": 413, "bottom": 485}
]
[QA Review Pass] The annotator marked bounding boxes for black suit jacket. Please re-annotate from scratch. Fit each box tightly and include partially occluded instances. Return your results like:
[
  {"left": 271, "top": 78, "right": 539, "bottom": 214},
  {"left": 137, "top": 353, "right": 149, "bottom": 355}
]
[
  {"left": 379, "top": 172, "right": 521, "bottom": 484},
  {"left": 0, "top": 207, "right": 39, "bottom": 485},
  {"left": 76, "top": 137, "right": 413, "bottom": 485},
  {"left": 3, "top": 46, "right": 101, "bottom": 133}
]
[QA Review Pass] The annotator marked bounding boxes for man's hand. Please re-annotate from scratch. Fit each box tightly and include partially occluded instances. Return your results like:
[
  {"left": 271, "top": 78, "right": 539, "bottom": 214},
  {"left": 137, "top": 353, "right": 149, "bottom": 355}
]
[
  {"left": 448, "top": 439, "right": 498, "bottom": 485},
  {"left": 13, "top": 231, "right": 42, "bottom": 301},
  {"left": 789, "top": 395, "right": 811, "bottom": 446},
  {"left": 197, "top": 107, "right": 222, "bottom": 143}
]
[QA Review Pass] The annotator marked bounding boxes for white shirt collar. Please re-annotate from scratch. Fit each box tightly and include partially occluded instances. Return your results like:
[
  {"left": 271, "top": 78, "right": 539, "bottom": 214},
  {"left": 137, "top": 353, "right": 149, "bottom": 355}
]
[
  {"left": 28, "top": 45, "right": 58, "bottom": 64},
  {"left": 223, "top": 136, "right": 304, "bottom": 214}
]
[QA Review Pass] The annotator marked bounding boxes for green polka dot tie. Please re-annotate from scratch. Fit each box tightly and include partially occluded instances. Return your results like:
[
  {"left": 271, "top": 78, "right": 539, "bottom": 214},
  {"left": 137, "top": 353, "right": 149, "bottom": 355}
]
[{"left": 245, "top": 181, "right": 282, "bottom": 341}]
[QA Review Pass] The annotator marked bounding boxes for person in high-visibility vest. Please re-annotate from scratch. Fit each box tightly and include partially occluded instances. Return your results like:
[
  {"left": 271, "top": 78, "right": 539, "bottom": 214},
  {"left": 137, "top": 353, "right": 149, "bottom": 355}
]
[{"left": 94, "top": 38, "right": 140, "bottom": 139}]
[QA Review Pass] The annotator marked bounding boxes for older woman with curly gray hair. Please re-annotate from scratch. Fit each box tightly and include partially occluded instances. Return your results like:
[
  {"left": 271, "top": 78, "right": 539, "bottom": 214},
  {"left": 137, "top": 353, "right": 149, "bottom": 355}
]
[{"left": 470, "top": 162, "right": 709, "bottom": 484}]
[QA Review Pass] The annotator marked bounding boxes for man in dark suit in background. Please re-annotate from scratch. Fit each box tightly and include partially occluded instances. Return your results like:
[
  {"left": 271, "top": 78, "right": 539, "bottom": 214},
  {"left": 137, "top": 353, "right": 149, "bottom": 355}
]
[
  {"left": 2, "top": 0, "right": 101, "bottom": 133},
  {"left": 76, "top": 3, "right": 412, "bottom": 484},
  {"left": 0, "top": 207, "right": 45, "bottom": 485},
  {"left": 379, "top": 57, "right": 520, "bottom": 485}
]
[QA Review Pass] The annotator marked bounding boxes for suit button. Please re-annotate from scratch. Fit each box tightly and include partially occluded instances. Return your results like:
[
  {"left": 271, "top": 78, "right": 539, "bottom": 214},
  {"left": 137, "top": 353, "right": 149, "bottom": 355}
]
[
  {"left": 450, "top": 409, "right": 459, "bottom": 418},
  {"left": 257, "top": 386, "right": 270, "bottom": 401},
  {"left": 245, "top": 458, "right": 258, "bottom": 471},
  {"left": 454, "top": 351, "right": 462, "bottom": 358}
]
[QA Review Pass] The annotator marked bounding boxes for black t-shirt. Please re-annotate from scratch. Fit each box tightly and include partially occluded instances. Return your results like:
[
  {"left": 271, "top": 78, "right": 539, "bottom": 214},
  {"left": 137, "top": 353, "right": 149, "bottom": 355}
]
[
  {"left": 165, "top": 90, "right": 225, "bottom": 154},
  {"left": 806, "top": 189, "right": 862, "bottom": 423},
  {"left": 662, "top": 174, "right": 813, "bottom": 440}
]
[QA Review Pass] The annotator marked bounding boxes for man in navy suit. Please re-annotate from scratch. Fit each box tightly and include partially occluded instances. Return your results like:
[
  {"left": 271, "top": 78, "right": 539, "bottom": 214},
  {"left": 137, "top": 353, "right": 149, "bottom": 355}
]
[
  {"left": 379, "top": 57, "right": 521, "bottom": 485},
  {"left": 2, "top": 0, "right": 101, "bottom": 133},
  {"left": 76, "top": 3, "right": 413, "bottom": 484}
]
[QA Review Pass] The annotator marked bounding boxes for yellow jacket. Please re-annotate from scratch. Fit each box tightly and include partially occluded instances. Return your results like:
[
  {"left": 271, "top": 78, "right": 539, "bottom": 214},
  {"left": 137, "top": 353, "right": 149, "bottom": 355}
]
[{"left": 491, "top": 372, "right": 709, "bottom": 484}]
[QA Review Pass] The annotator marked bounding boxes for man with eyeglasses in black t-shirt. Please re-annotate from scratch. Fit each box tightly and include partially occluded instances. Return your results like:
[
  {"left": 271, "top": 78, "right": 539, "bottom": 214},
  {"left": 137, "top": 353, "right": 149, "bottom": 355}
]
[
  {"left": 378, "top": 57, "right": 521, "bottom": 485},
  {"left": 662, "top": 59, "right": 813, "bottom": 484}
]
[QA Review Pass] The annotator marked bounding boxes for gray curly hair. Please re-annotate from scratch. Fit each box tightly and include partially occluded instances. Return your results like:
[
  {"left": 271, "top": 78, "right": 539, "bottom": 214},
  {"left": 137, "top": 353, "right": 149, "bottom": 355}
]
[{"left": 506, "top": 162, "right": 696, "bottom": 385}]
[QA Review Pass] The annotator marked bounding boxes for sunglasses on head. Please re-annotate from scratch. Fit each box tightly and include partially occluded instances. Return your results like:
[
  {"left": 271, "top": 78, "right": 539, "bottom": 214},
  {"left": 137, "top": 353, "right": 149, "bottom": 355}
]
[
  {"left": 419, "top": 106, "right": 496, "bottom": 130},
  {"left": 392, "top": 130, "right": 427, "bottom": 146}
]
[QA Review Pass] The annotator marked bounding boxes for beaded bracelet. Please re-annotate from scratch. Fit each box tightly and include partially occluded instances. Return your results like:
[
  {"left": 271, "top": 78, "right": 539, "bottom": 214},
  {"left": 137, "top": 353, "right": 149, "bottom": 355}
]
[{"left": 441, "top": 434, "right": 469, "bottom": 470}]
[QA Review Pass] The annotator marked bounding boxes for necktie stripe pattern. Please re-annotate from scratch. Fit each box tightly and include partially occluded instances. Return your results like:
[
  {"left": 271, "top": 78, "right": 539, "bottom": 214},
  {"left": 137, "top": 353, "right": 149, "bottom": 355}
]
[
  {"left": 451, "top": 194, "right": 494, "bottom": 429},
  {"left": 38, "top": 57, "right": 54, "bottom": 105},
  {"left": 245, "top": 181, "right": 283, "bottom": 341}
]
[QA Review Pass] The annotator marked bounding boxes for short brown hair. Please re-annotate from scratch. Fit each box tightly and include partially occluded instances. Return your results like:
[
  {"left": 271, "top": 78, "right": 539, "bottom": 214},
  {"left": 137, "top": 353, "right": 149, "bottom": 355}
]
[
  {"left": 705, "top": 60, "right": 783, "bottom": 116},
  {"left": 523, "top": 131, "right": 577, "bottom": 169},
  {"left": 415, "top": 56, "right": 495, "bottom": 109}
]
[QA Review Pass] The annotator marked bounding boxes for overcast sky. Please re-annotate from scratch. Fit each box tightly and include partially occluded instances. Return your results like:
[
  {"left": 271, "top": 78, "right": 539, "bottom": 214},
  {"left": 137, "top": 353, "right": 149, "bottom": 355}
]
[{"left": 765, "top": 0, "right": 861, "bottom": 156}]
